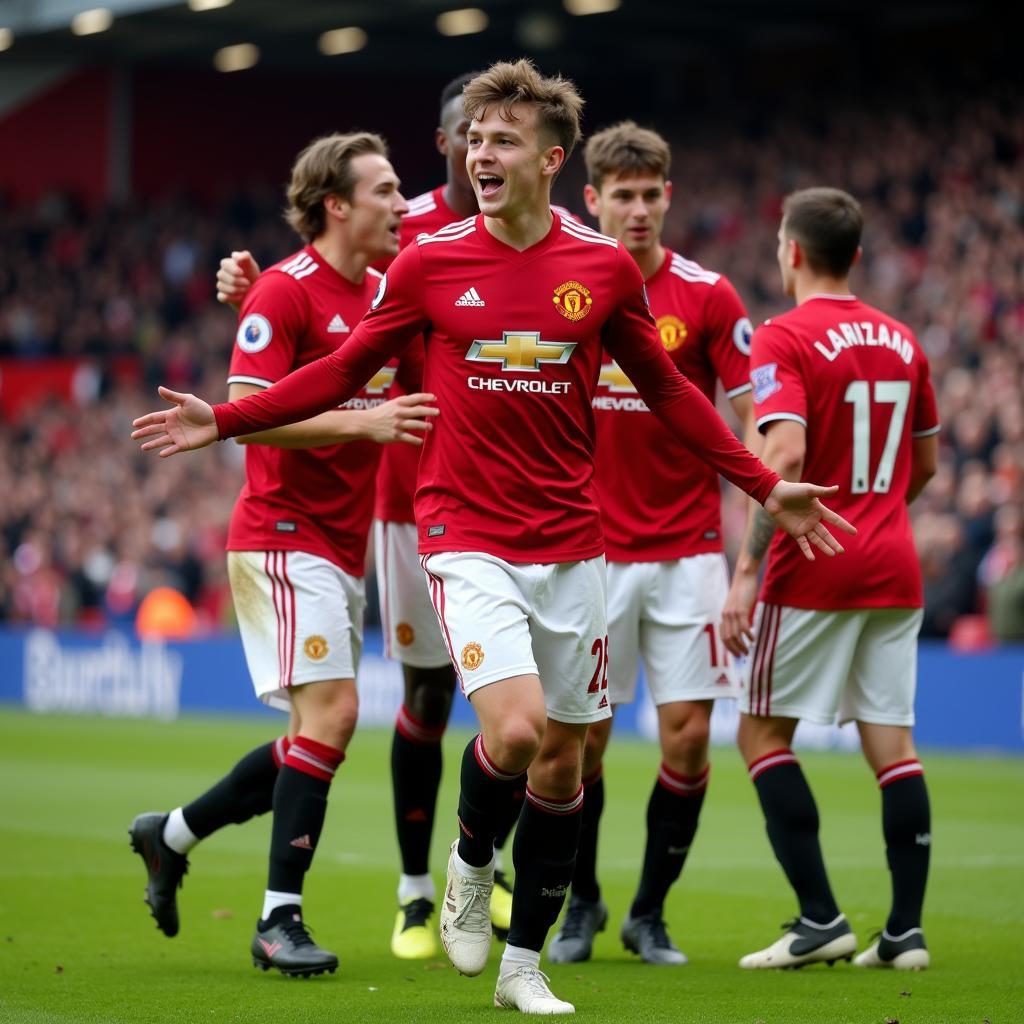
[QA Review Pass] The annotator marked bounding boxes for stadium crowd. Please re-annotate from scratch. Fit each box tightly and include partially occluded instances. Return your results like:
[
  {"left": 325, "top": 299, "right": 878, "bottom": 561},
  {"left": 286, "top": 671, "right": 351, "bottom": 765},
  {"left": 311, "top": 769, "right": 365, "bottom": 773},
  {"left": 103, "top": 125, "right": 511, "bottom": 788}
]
[{"left": 1, "top": 91, "right": 1021, "bottom": 641}]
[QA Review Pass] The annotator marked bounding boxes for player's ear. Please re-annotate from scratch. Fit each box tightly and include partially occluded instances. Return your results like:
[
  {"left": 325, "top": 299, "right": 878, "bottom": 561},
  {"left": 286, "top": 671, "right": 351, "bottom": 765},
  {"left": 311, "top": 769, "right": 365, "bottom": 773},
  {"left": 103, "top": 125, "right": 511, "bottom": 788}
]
[
  {"left": 788, "top": 238, "right": 802, "bottom": 269},
  {"left": 663, "top": 179, "right": 673, "bottom": 206},
  {"left": 435, "top": 126, "right": 448, "bottom": 158},
  {"left": 851, "top": 245, "right": 863, "bottom": 268},
  {"left": 583, "top": 183, "right": 600, "bottom": 217},
  {"left": 324, "top": 194, "right": 349, "bottom": 222},
  {"left": 542, "top": 145, "right": 565, "bottom": 179}
]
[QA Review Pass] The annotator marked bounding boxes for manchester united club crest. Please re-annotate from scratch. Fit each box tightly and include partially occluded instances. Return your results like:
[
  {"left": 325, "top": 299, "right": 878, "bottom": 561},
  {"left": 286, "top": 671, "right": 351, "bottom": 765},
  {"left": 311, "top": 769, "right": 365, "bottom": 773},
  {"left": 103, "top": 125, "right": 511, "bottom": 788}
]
[
  {"left": 303, "top": 635, "right": 329, "bottom": 660},
  {"left": 657, "top": 315, "right": 688, "bottom": 352},
  {"left": 553, "top": 280, "right": 593, "bottom": 322},
  {"left": 395, "top": 622, "right": 415, "bottom": 646},
  {"left": 461, "top": 642, "right": 485, "bottom": 671}
]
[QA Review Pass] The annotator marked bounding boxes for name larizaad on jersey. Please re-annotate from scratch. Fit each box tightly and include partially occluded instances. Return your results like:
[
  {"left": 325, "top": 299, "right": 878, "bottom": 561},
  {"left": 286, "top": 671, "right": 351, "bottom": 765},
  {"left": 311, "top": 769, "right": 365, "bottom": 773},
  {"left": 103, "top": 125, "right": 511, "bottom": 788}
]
[{"left": 814, "top": 320, "right": 915, "bottom": 364}]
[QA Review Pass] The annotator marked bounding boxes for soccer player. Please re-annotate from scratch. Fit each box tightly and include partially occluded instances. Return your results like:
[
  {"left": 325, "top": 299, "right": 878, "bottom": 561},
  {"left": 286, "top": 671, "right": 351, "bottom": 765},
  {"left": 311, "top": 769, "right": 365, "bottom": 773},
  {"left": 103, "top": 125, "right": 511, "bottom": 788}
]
[
  {"left": 215, "top": 73, "right": 517, "bottom": 960},
  {"left": 132, "top": 61, "right": 854, "bottom": 1014},
  {"left": 548, "top": 121, "right": 757, "bottom": 966},
  {"left": 129, "top": 132, "right": 437, "bottom": 977},
  {"left": 720, "top": 187, "right": 938, "bottom": 971}
]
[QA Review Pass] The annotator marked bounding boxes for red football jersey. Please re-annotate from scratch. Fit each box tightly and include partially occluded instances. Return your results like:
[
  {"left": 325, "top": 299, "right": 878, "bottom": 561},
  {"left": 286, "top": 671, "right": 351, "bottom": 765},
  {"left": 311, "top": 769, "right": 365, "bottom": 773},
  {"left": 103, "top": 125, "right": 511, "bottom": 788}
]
[
  {"left": 226, "top": 245, "right": 400, "bottom": 576},
  {"left": 213, "top": 215, "right": 779, "bottom": 565},
  {"left": 594, "top": 249, "right": 753, "bottom": 562},
  {"left": 751, "top": 294, "right": 939, "bottom": 609},
  {"left": 374, "top": 189, "right": 581, "bottom": 524},
  {"left": 374, "top": 188, "right": 460, "bottom": 524}
]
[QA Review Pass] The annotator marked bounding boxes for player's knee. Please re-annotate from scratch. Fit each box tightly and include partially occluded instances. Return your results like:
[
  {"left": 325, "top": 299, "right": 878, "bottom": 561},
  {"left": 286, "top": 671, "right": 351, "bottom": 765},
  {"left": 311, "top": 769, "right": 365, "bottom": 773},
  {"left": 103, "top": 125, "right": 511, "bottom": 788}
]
[
  {"left": 662, "top": 713, "right": 710, "bottom": 768},
  {"left": 300, "top": 681, "right": 359, "bottom": 750},
  {"left": 530, "top": 743, "right": 583, "bottom": 797},
  {"left": 487, "top": 717, "right": 544, "bottom": 772},
  {"left": 405, "top": 667, "right": 456, "bottom": 728}
]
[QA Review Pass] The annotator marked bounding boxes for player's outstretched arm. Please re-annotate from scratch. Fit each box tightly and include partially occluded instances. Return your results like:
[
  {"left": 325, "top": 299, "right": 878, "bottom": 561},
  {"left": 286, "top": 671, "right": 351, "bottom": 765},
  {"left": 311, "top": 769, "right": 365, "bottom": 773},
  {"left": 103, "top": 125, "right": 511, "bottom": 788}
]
[
  {"left": 216, "top": 250, "right": 261, "bottom": 308},
  {"left": 132, "top": 387, "right": 219, "bottom": 457}
]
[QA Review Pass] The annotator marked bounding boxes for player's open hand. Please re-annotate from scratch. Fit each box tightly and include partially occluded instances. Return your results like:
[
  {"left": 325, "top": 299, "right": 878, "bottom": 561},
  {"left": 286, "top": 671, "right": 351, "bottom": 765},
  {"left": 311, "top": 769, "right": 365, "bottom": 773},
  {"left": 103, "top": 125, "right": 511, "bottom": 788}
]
[
  {"left": 764, "top": 481, "right": 856, "bottom": 561},
  {"left": 362, "top": 393, "right": 439, "bottom": 445},
  {"left": 131, "top": 387, "right": 219, "bottom": 457},
  {"left": 721, "top": 570, "right": 759, "bottom": 657},
  {"left": 216, "top": 250, "right": 260, "bottom": 307}
]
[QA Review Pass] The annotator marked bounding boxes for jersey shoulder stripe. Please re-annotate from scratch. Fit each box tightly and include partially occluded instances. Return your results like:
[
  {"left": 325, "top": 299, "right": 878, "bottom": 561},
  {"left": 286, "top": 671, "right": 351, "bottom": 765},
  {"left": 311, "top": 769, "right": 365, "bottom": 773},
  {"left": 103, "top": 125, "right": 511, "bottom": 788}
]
[
  {"left": 405, "top": 192, "right": 439, "bottom": 217},
  {"left": 670, "top": 253, "right": 719, "bottom": 285},
  {"left": 276, "top": 252, "right": 320, "bottom": 281},
  {"left": 416, "top": 216, "right": 477, "bottom": 246},
  {"left": 561, "top": 221, "right": 618, "bottom": 248}
]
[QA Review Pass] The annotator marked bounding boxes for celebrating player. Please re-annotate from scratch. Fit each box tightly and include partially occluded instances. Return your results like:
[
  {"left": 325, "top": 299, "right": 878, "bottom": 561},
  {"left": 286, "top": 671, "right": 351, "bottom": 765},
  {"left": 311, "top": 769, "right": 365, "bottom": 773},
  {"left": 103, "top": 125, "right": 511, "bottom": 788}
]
[
  {"left": 132, "top": 61, "right": 854, "bottom": 1014},
  {"left": 129, "top": 132, "right": 436, "bottom": 977},
  {"left": 548, "top": 121, "right": 757, "bottom": 966},
  {"left": 721, "top": 187, "right": 938, "bottom": 971}
]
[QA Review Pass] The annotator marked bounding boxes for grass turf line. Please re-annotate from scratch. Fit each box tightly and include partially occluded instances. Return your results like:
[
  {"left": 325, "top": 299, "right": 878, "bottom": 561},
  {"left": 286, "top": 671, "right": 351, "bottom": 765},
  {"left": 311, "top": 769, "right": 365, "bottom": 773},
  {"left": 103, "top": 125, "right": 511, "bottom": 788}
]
[{"left": 0, "top": 708, "right": 1021, "bottom": 1023}]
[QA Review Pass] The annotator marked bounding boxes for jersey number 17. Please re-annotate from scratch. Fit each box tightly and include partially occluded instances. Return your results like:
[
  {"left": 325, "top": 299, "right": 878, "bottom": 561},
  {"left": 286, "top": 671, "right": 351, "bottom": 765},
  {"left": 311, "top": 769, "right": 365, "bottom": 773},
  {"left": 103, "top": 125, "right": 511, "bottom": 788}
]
[{"left": 844, "top": 380, "right": 910, "bottom": 494}]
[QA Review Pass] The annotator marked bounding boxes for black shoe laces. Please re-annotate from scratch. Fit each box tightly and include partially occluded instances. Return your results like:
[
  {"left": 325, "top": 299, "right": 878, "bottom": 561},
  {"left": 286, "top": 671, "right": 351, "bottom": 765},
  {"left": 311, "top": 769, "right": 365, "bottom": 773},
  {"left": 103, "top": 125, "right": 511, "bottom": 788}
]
[
  {"left": 279, "top": 915, "right": 316, "bottom": 948},
  {"left": 639, "top": 913, "right": 673, "bottom": 949},
  {"left": 403, "top": 898, "right": 434, "bottom": 929}
]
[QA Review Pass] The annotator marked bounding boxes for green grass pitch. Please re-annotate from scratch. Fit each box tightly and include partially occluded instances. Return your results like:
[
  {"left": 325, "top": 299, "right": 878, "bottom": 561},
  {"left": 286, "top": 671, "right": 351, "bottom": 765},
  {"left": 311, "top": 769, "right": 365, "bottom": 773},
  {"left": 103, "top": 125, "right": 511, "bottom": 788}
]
[{"left": 1, "top": 708, "right": 1021, "bottom": 1023}]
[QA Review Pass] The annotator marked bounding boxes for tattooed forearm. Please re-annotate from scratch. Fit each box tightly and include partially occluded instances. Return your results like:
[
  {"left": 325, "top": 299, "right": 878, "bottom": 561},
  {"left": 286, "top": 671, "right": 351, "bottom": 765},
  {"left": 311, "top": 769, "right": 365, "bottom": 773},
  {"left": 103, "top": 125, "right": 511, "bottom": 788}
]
[{"left": 747, "top": 506, "right": 777, "bottom": 559}]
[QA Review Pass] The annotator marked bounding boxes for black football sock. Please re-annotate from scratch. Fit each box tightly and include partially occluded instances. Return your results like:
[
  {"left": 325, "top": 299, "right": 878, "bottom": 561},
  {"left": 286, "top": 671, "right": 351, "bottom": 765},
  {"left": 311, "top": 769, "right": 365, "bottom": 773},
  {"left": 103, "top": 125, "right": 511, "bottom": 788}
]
[
  {"left": 456, "top": 735, "right": 526, "bottom": 868},
  {"left": 491, "top": 786, "right": 526, "bottom": 856},
  {"left": 877, "top": 759, "right": 931, "bottom": 935},
  {"left": 391, "top": 703, "right": 446, "bottom": 877},
  {"left": 749, "top": 749, "right": 841, "bottom": 924},
  {"left": 266, "top": 736, "right": 344, "bottom": 901},
  {"left": 570, "top": 765, "right": 604, "bottom": 903},
  {"left": 507, "top": 786, "right": 584, "bottom": 952},
  {"left": 630, "top": 763, "right": 708, "bottom": 918},
  {"left": 182, "top": 736, "right": 289, "bottom": 839}
]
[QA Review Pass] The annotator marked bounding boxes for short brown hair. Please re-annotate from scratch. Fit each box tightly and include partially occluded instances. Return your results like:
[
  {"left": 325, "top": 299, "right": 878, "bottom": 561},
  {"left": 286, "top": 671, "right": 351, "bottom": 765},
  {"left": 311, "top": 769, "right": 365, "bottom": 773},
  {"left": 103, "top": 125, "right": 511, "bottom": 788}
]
[
  {"left": 782, "top": 187, "right": 863, "bottom": 277},
  {"left": 285, "top": 132, "right": 388, "bottom": 242},
  {"left": 462, "top": 59, "right": 583, "bottom": 159},
  {"left": 584, "top": 120, "right": 671, "bottom": 190}
]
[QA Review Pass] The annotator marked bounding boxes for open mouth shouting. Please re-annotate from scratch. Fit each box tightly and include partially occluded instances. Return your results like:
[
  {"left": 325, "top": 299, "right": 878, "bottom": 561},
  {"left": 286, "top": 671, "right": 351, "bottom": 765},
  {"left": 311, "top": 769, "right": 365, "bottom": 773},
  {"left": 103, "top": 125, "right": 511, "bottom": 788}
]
[{"left": 477, "top": 174, "right": 505, "bottom": 200}]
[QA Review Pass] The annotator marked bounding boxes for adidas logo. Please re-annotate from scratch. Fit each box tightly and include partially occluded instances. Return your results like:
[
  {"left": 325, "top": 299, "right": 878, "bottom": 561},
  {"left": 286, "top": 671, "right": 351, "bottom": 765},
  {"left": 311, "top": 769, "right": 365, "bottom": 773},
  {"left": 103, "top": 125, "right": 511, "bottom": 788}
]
[
  {"left": 598, "top": 695, "right": 608, "bottom": 709},
  {"left": 454, "top": 287, "right": 485, "bottom": 307},
  {"left": 289, "top": 834, "right": 314, "bottom": 850},
  {"left": 916, "top": 832, "right": 932, "bottom": 846},
  {"left": 327, "top": 314, "right": 350, "bottom": 333}
]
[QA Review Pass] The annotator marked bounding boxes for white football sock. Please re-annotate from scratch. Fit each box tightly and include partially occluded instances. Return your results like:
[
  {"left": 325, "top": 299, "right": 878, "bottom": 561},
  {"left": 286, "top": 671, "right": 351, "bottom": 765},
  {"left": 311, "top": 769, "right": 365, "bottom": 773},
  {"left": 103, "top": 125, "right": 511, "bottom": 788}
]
[
  {"left": 398, "top": 873, "right": 436, "bottom": 904},
  {"left": 162, "top": 807, "right": 199, "bottom": 855},
  {"left": 261, "top": 890, "right": 302, "bottom": 921},
  {"left": 453, "top": 847, "right": 494, "bottom": 881},
  {"left": 500, "top": 943, "right": 541, "bottom": 976}
]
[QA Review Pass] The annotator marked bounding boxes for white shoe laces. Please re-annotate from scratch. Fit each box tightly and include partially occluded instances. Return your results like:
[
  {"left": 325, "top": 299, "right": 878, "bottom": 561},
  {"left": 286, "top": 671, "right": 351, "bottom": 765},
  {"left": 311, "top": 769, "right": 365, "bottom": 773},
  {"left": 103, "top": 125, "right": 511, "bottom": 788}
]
[
  {"left": 506, "top": 965, "right": 557, "bottom": 999},
  {"left": 453, "top": 878, "right": 492, "bottom": 932}
]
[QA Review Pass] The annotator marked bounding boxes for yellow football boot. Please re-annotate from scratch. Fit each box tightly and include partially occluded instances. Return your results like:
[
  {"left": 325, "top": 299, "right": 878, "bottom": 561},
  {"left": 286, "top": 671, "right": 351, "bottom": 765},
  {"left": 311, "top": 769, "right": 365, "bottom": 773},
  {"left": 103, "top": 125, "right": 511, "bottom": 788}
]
[
  {"left": 391, "top": 898, "right": 438, "bottom": 959},
  {"left": 491, "top": 869, "right": 514, "bottom": 940}
]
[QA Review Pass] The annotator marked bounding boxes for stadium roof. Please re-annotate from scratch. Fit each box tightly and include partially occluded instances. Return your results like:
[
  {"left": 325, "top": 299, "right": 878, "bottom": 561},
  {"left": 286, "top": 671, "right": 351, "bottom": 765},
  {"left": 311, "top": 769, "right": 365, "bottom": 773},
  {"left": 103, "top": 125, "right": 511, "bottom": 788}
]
[{"left": 0, "top": 0, "right": 996, "bottom": 74}]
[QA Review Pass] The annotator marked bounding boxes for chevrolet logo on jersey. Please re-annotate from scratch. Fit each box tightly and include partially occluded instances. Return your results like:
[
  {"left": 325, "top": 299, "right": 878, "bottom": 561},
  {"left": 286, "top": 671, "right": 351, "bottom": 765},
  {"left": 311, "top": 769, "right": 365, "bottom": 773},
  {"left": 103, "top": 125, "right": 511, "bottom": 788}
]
[
  {"left": 466, "top": 332, "right": 576, "bottom": 372},
  {"left": 365, "top": 366, "right": 398, "bottom": 394},
  {"left": 598, "top": 361, "right": 637, "bottom": 393}
]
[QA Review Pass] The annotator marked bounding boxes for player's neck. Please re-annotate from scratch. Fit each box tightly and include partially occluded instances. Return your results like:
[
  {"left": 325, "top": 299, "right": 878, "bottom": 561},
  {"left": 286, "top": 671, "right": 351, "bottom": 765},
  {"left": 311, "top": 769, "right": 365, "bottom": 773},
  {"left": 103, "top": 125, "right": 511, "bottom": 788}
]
[
  {"left": 312, "top": 235, "right": 370, "bottom": 285},
  {"left": 634, "top": 243, "right": 666, "bottom": 281},
  {"left": 443, "top": 179, "right": 478, "bottom": 218},
  {"left": 483, "top": 206, "right": 554, "bottom": 251},
  {"left": 794, "top": 274, "right": 853, "bottom": 305}
]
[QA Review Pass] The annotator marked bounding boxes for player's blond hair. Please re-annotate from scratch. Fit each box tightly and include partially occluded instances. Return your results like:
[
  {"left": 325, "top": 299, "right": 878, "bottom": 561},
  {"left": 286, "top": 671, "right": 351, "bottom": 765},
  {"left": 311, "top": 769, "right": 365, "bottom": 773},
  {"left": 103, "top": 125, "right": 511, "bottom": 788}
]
[
  {"left": 782, "top": 187, "right": 863, "bottom": 277},
  {"left": 584, "top": 121, "right": 671, "bottom": 190},
  {"left": 462, "top": 59, "right": 584, "bottom": 158},
  {"left": 285, "top": 132, "right": 389, "bottom": 242}
]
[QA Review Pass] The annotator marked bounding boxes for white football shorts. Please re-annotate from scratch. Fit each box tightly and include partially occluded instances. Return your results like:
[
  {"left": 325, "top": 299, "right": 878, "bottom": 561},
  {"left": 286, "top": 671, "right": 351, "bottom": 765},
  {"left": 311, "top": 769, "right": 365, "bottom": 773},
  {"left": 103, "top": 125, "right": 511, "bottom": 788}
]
[
  {"left": 742, "top": 604, "right": 924, "bottom": 726},
  {"left": 607, "top": 553, "right": 739, "bottom": 706},
  {"left": 227, "top": 549, "right": 365, "bottom": 712},
  {"left": 374, "top": 520, "right": 451, "bottom": 669},
  {"left": 420, "top": 552, "right": 612, "bottom": 725}
]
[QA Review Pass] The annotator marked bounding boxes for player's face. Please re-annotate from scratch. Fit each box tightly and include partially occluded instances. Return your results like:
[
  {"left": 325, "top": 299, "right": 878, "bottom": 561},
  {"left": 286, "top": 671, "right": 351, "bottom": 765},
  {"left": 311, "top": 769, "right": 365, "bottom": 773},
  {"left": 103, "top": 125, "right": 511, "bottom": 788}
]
[
  {"left": 584, "top": 172, "right": 671, "bottom": 256},
  {"left": 345, "top": 153, "right": 408, "bottom": 261},
  {"left": 437, "top": 98, "right": 473, "bottom": 194},
  {"left": 466, "top": 103, "right": 563, "bottom": 219},
  {"left": 777, "top": 222, "right": 797, "bottom": 297}
]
